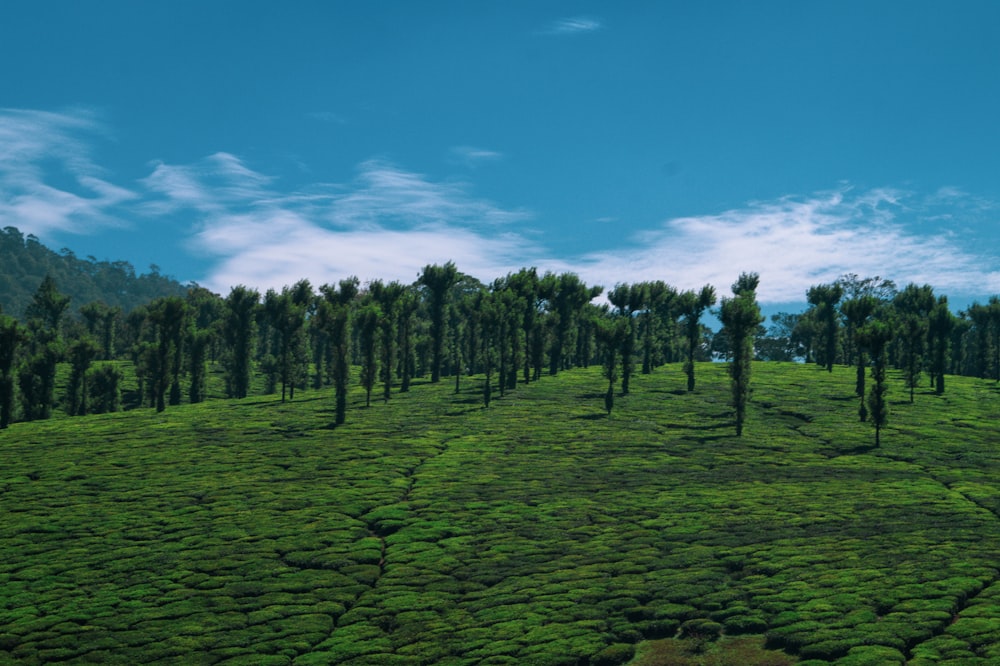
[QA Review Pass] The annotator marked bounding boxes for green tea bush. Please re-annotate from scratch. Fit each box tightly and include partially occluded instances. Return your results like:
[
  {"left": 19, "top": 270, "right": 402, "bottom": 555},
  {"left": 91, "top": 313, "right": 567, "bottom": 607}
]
[
  {"left": 591, "top": 642, "right": 636, "bottom": 665},
  {"left": 1, "top": 363, "right": 999, "bottom": 664},
  {"left": 836, "top": 645, "right": 906, "bottom": 665}
]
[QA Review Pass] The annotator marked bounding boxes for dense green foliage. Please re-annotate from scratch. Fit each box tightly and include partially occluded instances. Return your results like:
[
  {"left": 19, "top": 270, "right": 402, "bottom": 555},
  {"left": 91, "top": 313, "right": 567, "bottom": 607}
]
[
  {"left": 1, "top": 362, "right": 998, "bottom": 664},
  {"left": 719, "top": 273, "right": 764, "bottom": 437},
  {"left": 0, "top": 226, "right": 187, "bottom": 319}
]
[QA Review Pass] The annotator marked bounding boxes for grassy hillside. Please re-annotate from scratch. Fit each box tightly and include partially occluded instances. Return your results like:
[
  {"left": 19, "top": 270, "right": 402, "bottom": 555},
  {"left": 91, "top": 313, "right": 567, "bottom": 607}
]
[{"left": 1, "top": 363, "right": 998, "bottom": 665}]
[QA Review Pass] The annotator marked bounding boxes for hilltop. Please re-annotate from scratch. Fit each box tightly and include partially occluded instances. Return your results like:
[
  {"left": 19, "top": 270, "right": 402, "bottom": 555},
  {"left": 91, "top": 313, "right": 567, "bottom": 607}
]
[
  {"left": 0, "top": 227, "right": 188, "bottom": 318},
  {"left": 1, "top": 362, "right": 998, "bottom": 665}
]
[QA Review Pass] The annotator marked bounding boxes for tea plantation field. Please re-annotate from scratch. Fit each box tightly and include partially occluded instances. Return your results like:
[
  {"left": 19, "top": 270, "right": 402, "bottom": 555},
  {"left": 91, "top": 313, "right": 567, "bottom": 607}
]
[{"left": 1, "top": 363, "right": 998, "bottom": 665}]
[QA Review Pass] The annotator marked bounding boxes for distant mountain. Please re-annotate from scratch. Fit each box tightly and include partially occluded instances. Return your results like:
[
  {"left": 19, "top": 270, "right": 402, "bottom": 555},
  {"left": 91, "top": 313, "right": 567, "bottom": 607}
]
[{"left": 0, "top": 226, "right": 189, "bottom": 319}]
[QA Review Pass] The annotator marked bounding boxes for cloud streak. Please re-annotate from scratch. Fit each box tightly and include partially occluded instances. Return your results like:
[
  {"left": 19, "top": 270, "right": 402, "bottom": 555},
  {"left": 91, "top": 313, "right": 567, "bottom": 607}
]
[
  {"left": 547, "top": 17, "right": 603, "bottom": 35},
  {"left": 0, "top": 108, "right": 137, "bottom": 236},
  {"left": 449, "top": 145, "right": 503, "bottom": 168}
]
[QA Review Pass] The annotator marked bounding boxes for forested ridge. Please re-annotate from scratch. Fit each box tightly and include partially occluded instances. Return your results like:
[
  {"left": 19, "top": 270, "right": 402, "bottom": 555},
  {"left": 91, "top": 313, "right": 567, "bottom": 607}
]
[
  {"left": 0, "top": 226, "right": 187, "bottom": 319},
  {"left": 1, "top": 229, "right": 999, "bottom": 444}
]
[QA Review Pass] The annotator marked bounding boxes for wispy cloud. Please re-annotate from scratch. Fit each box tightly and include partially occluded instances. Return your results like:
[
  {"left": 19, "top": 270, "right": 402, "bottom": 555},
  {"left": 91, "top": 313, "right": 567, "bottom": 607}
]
[
  {"left": 575, "top": 189, "right": 1000, "bottom": 302},
  {"left": 141, "top": 152, "right": 274, "bottom": 216},
  {"left": 146, "top": 157, "right": 538, "bottom": 292},
  {"left": 449, "top": 145, "right": 503, "bottom": 168},
  {"left": 547, "top": 17, "right": 603, "bottom": 35},
  {"left": 0, "top": 108, "right": 137, "bottom": 236}
]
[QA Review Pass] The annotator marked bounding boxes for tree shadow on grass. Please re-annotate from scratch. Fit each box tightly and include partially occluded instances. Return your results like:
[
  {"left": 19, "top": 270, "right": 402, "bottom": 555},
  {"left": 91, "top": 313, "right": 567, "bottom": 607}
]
[
  {"left": 445, "top": 408, "right": 480, "bottom": 417},
  {"left": 646, "top": 388, "right": 688, "bottom": 396},
  {"left": 839, "top": 443, "right": 880, "bottom": 455},
  {"left": 676, "top": 421, "right": 731, "bottom": 431},
  {"left": 573, "top": 413, "right": 609, "bottom": 421},
  {"left": 688, "top": 433, "right": 732, "bottom": 444}
]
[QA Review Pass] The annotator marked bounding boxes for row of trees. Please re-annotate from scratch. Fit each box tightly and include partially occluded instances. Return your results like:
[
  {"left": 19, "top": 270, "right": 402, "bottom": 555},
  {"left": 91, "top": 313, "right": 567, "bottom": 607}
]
[
  {"left": 0, "top": 266, "right": 724, "bottom": 428},
  {"left": 3, "top": 266, "right": 998, "bottom": 444},
  {"left": 773, "top": 274, "right": 1000, "bottom": 446},
  {"left": 770, "top": 274, "right": 1000, "bottom": 390}
]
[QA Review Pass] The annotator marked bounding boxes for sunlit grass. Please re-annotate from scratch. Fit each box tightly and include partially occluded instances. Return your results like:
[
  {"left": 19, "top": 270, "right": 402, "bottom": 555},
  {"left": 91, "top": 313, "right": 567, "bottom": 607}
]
[{"left": 1, "top": 362, "right": 998, "bottom": 664}]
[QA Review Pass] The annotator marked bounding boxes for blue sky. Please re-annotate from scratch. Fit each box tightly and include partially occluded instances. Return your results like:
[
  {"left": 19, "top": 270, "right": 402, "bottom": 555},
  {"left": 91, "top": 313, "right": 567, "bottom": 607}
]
[{"left": 2, "top": 1, "right": 1000, "bottom": 307}]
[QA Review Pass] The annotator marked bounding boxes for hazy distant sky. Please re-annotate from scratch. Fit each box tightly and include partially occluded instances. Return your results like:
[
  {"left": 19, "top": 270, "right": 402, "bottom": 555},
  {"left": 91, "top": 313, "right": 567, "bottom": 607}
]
[{"left": 2, "top": 1, "right": 1000, "bottom": 305}]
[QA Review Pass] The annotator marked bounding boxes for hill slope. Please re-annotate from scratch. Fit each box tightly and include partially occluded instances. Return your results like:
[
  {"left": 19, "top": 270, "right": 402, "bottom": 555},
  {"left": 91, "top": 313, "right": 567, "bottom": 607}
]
[
  {"left": 0, "top": 226, "right": 188, "bottom": 318},
  {"left": 1, "top": 363, "right": 998, "bottom": 665}
]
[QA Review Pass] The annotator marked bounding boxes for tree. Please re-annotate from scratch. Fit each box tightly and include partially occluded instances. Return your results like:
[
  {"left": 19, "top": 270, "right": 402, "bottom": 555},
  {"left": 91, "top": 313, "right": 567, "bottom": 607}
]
[
  {"left": 858, "top": 320, "right": 893, "bottom": 447},
  {"left": 757, "top": 312, "right": 805, "bottom": 362},
  {"left": 836, "top": 274, "right": 896, "bottom": 367},
  {"left": 677, "top": 285, "right": 716, "bottom": 391},
  {"left": 148, "top": 296, "right": 188, "bottom": 412},
  {"left": 370, "top": 280, "right": 405, "bottom": 402},
  {"left": 966, "top": 302, "right": 993, "bottom": 379},
  {"left": 87, "top": 363, "right": 122, "bottom": 414},
  {"left": 357, "top": 302, "right": 381, "bottom": 408},
  {"left": 498, "top": 287, "right": 524, "bottom": 392},
  {"left": 608, "top": 283, "right": 645, "bottom": 395},
  {"left": 478, "top": 291, "right": 502, "bottom": 408},
  {"left": 26, "top": 275, "right": 71, "bottom": 333},
  {"left": 79, "top": 301, "right": 121, "bottom": 360},
  {"left": 893, "top": 283, "right": 935, "bottom": 403},
  {"left": 594, "top": 314, "right": 626, "bottom": 415},
  {"left": 505, "top": 268, "right": 540, "bottom": 385},
  {"left": 396, "top": 287, "right": 419, "bottom": 393},
  {"left": 928, "top": 296, "right": 955, "bottom": 395},
  {"left": 263, "top": 285, "right": 308, "bottom": 402},
  {"left": 65, "top": 336, "right": 99, "bottom": 415},
  {"left": 18, "top": 277, "right": 69, "bottom": 420},
  {"left": 639, "top": 281, "right": 677, "bottom": 374},
  {"left": 985, "top": 296, "right": 1000, "bottom": 381},
  {"left": 950, "top": 313, "right": 972, "bottom": 377},
  {"left": 188, "top": 328, "right": 213, "bottom": 404},
  {"left": 320, "top": 277, "right": 358, "bottom": 425},
  {"left": 223, "top": 286, "right": 260, "bottom": 399},
  {"left": 449, "top": 300, "right": 468, "bottom": 393},
  {"left": 547, "top": 272, "right": 602, "bottom": 375},
  {"left": 840, "top": 295, "right": 878, "bottom": 405},
  {"left": 18, "top": 333, "right": 61, "bottom": 421},
  {"left": 719, "top": 273, "right": 763, "bottom": 436},
  {"left": 806, "top": 282, "right": 843, "bottom": 372},
  {"left": 419, "top": 262, "right": 459, "bottom": 383},
  {"left": 0, "top": 315, "right": 24, "bottom": 428}
]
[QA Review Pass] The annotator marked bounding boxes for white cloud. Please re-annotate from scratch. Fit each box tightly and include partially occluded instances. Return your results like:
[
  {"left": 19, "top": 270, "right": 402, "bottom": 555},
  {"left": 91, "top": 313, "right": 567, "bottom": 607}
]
[
  {"left": 322, "top": 159, "right": 529, "bottom": 230},
  {"left": 152, "top": 157, "right": 540, "bottom": 292},
  {"left": 574, "top": 190, "right": 1000, "bottom": 302},
  {"left": 142, "top": 151, "right": 273, "bottom": 215},
  {"left": 547, "top": 17, "right": 603, "bottom": 35},
  {"left": 449, "top": 145, "right": 503, "bottom": 168},
  {"left": 0, "top": 108, "right": 137, "bottom": 236},
  {"left": 196, "top": 212, "right": 542, "bottom": 294}
]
